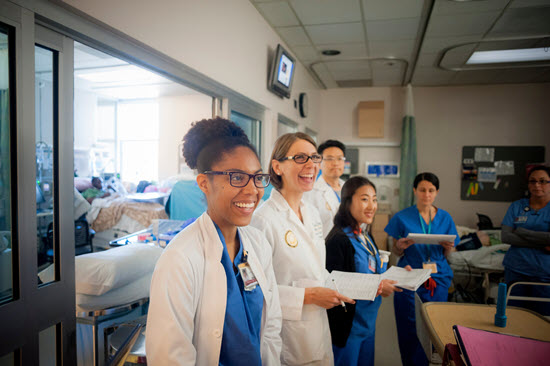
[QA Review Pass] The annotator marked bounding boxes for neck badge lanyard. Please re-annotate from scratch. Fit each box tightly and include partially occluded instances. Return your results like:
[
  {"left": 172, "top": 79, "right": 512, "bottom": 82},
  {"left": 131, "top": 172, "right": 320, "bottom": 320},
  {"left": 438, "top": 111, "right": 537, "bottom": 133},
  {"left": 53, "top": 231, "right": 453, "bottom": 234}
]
[
  {"left": 419, "top": 210, "right": 438, "bottom": 275},
  {"left": 357, "top": 231, "right": 382, "bottom": 270}
]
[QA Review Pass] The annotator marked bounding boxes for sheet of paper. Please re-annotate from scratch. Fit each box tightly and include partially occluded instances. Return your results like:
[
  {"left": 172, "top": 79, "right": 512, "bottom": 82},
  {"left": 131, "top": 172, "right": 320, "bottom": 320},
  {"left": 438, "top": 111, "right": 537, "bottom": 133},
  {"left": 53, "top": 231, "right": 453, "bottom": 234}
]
[
  {"left": 474, "top": 147, "right": 494, "bottom": 162},
  {"left": 494, "top": 160, "right": 514, "bottom": 175},
  {"left": 381, "top": 266, "right": 432, "bottom": 291},
  {"left": 407, "top": 233, "right": 456, "bottom": 245},
  {"left": 478, "top": 167, "right": 497, "bottom": 182},
  {"left": 326, "top": 271, "right": 380, "bottom": 301}
]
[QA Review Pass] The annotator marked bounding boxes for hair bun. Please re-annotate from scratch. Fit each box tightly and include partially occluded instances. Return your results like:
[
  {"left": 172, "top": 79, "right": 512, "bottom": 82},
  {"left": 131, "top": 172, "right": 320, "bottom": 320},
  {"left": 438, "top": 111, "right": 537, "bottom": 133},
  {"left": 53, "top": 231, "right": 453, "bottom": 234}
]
[{"left": 182, "top": 117, "right": 250, "bottom": 169}]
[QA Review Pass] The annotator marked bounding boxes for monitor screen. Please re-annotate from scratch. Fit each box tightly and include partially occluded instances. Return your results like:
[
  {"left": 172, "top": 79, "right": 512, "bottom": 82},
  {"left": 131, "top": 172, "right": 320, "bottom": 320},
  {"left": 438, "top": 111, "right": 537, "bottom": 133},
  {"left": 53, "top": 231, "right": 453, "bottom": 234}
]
[{"left": 268, "top": 44, "right": 296, "bottom": 99}]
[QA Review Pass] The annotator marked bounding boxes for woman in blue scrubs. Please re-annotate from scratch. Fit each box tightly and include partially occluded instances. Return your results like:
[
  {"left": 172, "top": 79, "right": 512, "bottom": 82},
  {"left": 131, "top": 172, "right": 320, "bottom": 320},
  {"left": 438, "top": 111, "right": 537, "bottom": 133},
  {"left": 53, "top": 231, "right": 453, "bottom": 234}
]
[
  {"left": 147, "top": 118, "right": 282, "bottom": 365},
  {"left": 326, "top": 176, "right": 401, "bottom": 366},
  {"left": 502, "top": 165, "right": 550, "bottom": 316},
  {"left": 384, "top": 172, "right": 459, "bottom": 366}
]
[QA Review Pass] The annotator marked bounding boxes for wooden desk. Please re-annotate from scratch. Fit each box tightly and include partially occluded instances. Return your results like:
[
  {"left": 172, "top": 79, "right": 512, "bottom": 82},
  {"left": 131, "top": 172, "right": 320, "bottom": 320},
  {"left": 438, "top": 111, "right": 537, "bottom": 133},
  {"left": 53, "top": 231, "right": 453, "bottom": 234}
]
[{"left": 420, "top": 302, "right": 550, "bottom": 357}]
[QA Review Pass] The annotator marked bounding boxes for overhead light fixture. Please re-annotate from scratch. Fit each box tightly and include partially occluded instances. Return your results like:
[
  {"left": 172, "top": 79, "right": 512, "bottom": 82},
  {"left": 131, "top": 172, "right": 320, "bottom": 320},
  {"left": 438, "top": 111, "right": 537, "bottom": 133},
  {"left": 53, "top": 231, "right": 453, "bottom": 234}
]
[
  {"left": 321, "top": 50, "right": 341, "bottom": 56},
  {"left": 466, "top": 47, "right": 550, "bottom": 64}
]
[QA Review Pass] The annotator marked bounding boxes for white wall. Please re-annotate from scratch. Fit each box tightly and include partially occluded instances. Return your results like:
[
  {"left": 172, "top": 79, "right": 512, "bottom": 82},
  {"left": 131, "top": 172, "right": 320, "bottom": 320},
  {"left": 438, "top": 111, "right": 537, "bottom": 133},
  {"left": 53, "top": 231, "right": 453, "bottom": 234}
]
[
  {"left": 158, "top": 94, "right": 213, "bottom": 181},
  {"left": 318, "top": 83, "right": 550, "bottom": 227},
  {"left": 63, "top": 0, "right": 322, "bottom": 138}
]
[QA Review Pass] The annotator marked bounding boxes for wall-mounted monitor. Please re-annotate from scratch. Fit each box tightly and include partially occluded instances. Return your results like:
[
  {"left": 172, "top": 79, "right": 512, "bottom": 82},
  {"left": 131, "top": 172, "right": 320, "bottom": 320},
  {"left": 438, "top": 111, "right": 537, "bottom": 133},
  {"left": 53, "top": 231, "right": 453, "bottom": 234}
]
[{"left": 268, "top": 44, "right": 296, "bottom": 99}]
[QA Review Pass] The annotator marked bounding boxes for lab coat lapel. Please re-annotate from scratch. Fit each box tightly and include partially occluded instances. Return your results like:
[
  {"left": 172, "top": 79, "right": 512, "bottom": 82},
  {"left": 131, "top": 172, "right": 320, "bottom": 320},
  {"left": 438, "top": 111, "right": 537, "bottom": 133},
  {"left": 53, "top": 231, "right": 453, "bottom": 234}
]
[
  {"left": 196, "top": 213, "right": 227, "bottom": 366},
  {"left": 318, "top": 176, "right": 341, "bottom": 213}
]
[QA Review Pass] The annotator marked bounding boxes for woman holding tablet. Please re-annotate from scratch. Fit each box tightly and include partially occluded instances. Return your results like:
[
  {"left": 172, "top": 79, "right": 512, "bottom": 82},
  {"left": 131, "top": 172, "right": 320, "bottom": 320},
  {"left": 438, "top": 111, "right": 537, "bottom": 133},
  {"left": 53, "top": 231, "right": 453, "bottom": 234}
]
[
  {"left": 384, "top": 172, "right": 459, "bottom": 366},
  {"left": 147, "top": 118, "right": 281, "bottom": 365}
]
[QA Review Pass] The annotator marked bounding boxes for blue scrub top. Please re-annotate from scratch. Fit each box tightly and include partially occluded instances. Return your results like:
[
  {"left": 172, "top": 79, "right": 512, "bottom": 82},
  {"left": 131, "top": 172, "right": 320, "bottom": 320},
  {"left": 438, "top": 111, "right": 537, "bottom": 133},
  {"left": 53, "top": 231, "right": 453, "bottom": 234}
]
[
  {"left": 501, "top": 198, "right": 550, "bottom": 280},
  {"left": 214, "top": 224, "right": 264, "bottom": 366},
  {"left": 384, "top": 205, "right": 459, "bottom": 289}
]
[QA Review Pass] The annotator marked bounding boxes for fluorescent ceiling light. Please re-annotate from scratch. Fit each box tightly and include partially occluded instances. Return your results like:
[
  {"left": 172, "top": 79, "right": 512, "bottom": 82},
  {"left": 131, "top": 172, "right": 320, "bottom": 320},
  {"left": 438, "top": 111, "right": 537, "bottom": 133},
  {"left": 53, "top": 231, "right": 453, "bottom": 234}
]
[{"left": 467, "top": 48, "right": 550, "bottom": 64}]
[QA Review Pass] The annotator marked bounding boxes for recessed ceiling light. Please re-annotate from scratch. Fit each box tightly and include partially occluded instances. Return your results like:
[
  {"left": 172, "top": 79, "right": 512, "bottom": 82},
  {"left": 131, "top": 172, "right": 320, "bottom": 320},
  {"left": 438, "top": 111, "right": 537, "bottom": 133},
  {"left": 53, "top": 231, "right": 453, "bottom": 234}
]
[
  {"left": 321, "top": 50, "right": 341, "bottom": 56},
  {"left": 466, "top": 47, "right": 550, "bottom": 64}
]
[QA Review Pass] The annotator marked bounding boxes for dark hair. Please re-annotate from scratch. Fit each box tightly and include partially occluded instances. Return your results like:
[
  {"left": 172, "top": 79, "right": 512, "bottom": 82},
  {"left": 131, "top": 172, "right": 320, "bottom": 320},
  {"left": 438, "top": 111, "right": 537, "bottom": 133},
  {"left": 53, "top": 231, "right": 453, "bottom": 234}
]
[
  {"left": 326, "top": 176, "right": 376, "bottom": 241},
  {"left": 413, "top": 172, "right": 439, "bottom": 190},
  {"left": 182, "top": 117, "right": 257, "bottom": 173},
  {"left": 318, "top": 140, "right": 346, "bottom": 156},
  {"left": 527, "top": 165, "right": 550, "bottom": 180},
  {"left": 269, "top": 132, "right": 317, "bottom": 190}
]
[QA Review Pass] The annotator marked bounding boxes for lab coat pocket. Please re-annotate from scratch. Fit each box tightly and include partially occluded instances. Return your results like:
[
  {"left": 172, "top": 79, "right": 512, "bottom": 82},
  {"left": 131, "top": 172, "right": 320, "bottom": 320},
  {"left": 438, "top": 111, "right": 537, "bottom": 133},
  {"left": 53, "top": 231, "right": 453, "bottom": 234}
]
[{"left": 281, "top": 318, "right": 324, "bottom": 364}]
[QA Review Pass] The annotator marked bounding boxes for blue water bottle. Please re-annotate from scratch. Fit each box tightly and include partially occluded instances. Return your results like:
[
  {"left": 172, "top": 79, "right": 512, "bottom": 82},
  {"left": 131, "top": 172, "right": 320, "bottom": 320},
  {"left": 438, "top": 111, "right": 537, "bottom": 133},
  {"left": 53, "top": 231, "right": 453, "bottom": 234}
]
[{"left": 494, "top": 282, "right": 507, "bottom": 327}]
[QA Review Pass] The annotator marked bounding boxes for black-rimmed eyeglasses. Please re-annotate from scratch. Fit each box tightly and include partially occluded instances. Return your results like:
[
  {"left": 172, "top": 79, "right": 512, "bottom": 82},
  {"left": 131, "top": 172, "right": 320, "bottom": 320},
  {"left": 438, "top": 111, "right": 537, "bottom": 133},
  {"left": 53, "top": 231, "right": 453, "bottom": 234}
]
[
  {"left": 203, "top": 171, "right": 271, "bottom": 188},
  {"left": 279, "top": 153, "right": 323, "bottom": 164}
]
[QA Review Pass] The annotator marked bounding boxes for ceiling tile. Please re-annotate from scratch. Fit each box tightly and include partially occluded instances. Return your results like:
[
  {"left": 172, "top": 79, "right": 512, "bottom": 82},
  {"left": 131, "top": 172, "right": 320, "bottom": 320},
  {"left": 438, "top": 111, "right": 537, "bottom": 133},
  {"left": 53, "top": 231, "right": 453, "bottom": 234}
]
[
  {"left": 425, "top": 12, "right": 500, "bottom": 38},
  {"left": 337, "top": 79, "right": 373, "bottom": 87},
  {"left": 325, "top": 60, "right": 372, "bottom": 80},
  {"left": 368, "top": 39, "right": 415, "bottom": 60},
  {"left": 289, "top": 0, "right": 362, "bottom": 25},
  {"left": 510, "top": 0, "right": 550, "bottom": 8},
  {"left": 432, "top": 0, "right": 509, "bottom": 15},
  {"left": 362, "top": 0, "right": 424, "bottom": 21},
  {"left": 257, "top": 2, "right": 300, "bottom": 27},
  {"left": 305, "top": 22, "right": 364, "bottom": 44},
  {"left": 365, "top": 17, "right": 421, "bottom": 41},
  {"left": 318, "top": 43, "right": 368, "bottom": 59},
  {"left": 489, "top": 6, "right": 550, "bottom": 36},
  {"left": 416, "top": 53, "right": 439, "bottom": 68},
  {"left": 371, "top": 60, "right": 405, "bottom": 86},
  {"left": 311, "top": 62, "right": 339, "bottom": 88},
  {"left": 276, "top": 26, "right": 312, "bottom": 46},
  {"left": 291, "top": 45, "right": 319, "bottom": 62},
  {"left": 412, "top": 66, "right": 457, "bottom": 85},
  {"left": 450, "top": 69, "right": 503, "bottom": 85},
  {"left": 494, "top": 67, "right": 550, "bottom": 83},
  {"left": 420, "top": 35, "right": 480, "bottom": 54}
]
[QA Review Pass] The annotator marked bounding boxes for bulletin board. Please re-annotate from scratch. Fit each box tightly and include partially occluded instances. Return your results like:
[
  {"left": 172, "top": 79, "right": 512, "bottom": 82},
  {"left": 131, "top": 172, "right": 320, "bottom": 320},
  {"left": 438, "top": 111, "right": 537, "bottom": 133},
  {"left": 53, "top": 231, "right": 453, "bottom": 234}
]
[{"left": 460, "top": 146, "right": 545, "bottom": 202}]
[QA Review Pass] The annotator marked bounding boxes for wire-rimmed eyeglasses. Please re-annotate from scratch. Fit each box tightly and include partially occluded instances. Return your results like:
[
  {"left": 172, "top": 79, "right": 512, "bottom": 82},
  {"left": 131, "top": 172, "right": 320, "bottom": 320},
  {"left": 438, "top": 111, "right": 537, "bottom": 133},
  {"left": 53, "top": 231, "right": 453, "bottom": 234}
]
[
  {"left": 279, "top": 153, "right": 323, "bottom": 164},
  {"left": 203, "top": 171, "right": 271, "bottom": 188},
  {"left": 528, "top": 179, "right": 550, "bottom": 186}
]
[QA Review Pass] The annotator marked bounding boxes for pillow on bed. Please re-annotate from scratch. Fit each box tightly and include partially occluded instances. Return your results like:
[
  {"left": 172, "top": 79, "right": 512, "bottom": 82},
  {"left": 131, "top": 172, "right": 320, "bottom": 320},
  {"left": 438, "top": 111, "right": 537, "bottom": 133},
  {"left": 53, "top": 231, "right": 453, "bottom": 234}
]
[
  {"left": 76, "top": 271, "right": 152, "bottom": 311},
  {"left": 75, "top": 177, "right": 93, "bottom": 192},
  {"left": 75, "top": 243, "right": 162, "bottom": 296}
]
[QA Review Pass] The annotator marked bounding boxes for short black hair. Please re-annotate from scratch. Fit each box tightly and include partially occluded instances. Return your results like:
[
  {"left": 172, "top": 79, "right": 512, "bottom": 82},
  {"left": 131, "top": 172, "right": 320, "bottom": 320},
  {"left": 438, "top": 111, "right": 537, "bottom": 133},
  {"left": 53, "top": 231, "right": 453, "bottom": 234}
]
[
  {"left": 413, "top": 172, "right": 440, "bottom": 190},
  {"left": 318, "top": 140, "right": 346, "bottom": 156},
  {"left": 182, "top": 117, "right": 257, "bottom": 173}
]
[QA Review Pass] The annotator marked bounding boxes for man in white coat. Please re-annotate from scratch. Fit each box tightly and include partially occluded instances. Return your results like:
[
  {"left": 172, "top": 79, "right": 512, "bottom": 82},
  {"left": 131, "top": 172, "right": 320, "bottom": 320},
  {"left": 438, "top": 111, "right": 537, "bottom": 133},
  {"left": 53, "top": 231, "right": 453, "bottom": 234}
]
[{"left": 304, "top": 140, "right": 347, "bottom": 237}]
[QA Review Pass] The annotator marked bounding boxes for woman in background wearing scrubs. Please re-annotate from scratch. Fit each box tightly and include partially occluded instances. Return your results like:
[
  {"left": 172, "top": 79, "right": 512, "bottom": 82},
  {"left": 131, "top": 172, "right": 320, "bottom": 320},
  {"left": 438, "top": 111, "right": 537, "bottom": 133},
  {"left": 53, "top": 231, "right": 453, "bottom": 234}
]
[
  {"left": 325, "top": 176, "right": 401, "bottom": 366},
  {"left": 252, "top": 132, "right": 353, "bottom": 366},
  {"left": 147, "top": 118, "right": 282, "bottom": 365},
  {"left": 384, "top": 172, "right": 459, "bottom": 366},
  {"left": 502, "top": 165, "right": 550, "bottom": 315}
]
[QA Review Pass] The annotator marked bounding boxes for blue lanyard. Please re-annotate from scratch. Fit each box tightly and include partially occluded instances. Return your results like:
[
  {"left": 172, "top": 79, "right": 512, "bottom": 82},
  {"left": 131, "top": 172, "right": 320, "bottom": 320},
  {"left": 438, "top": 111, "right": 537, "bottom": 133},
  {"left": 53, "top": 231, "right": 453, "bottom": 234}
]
[{"left": 418, "top": 210, "right": 432, "bottom": 261}]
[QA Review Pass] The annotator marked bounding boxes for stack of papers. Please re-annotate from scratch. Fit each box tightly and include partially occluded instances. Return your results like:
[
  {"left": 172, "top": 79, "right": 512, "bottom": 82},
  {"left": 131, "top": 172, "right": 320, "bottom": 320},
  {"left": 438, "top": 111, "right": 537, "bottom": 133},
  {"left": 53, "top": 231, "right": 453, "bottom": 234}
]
[
  {"left": 326, "top": 271, "right": 381, "bottom": 301},
  {"left": 407, "top": 233, "right": 456, "bottom": 245},
  {"left": 381, "top": 266, "right": 432, "bottom": 291}
]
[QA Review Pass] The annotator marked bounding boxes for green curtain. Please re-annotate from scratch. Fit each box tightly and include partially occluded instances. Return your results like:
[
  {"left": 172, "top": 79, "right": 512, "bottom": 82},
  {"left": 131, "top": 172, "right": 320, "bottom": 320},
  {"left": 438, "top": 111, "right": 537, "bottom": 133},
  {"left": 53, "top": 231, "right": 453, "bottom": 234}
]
[
  {"left": 0, "top": 89, "right": 10, "bottom": 232},
  {"left": 399, "top": 115, "right": 417, "bottom": 210}
]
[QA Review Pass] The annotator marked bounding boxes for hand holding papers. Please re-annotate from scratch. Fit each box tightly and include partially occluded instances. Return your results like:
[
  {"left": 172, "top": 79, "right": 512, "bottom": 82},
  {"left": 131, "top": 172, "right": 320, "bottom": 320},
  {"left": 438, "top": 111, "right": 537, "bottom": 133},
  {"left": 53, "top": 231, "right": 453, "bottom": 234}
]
[
  {"left": 407, "top": 233, "right": 456, "bottom": 245},
  {"left": 327, "top": 271, "right": 381, "bottom": 301},
  {"left": 381, "top": 266, "right": 432, "bottom": 292}
]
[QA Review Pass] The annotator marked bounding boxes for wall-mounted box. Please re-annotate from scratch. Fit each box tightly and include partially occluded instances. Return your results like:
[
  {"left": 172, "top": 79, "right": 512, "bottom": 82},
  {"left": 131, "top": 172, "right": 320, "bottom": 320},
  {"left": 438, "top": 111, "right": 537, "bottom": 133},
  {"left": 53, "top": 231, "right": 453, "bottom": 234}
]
[{"left": 358, "top": 101, "right": 384, "bottom": 138}]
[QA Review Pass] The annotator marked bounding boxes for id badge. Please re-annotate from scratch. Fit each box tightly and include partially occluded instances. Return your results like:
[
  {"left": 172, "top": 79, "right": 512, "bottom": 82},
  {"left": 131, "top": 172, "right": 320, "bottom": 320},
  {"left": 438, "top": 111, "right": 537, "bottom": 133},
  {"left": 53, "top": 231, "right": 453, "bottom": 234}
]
[
  {"left": 238, "top": 262, "right": 259, "bottom": 291},
  {"left": 423, "top": 261, "right": 438, "bottom": 274},
  {"left": 368, "top": 256, "right": 376, "bottom": 273}
]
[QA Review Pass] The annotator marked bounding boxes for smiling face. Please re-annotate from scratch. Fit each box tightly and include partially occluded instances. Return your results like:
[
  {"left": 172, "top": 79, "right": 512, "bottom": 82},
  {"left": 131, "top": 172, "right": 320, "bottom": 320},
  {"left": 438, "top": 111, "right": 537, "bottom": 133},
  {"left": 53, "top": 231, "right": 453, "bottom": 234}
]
[
  {"left": 414, "top": 180, "right": 438, "bottom": 207},
  {"left": 528, "top": 169, "right": 550, "bottom": 200},
  {"left": 197, "top": 146, "right": 264, "bottom": 230},
  {"left": 272, "top": 139, "right": 319, "bottom": 194},
  {"left": 349, "top": 184, "right": 378, "bottom": 226},
  {"left": 321, "top": 146, "right": 345, "bottom": 181}
]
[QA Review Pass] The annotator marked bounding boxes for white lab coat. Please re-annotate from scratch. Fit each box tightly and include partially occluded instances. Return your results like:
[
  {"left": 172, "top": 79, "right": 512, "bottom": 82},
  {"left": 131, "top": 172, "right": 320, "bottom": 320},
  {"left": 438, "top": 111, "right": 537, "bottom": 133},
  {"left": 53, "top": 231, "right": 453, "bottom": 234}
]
[
  {"left": 252, "top": 189, "right": 333, "bottom": 366},
  {"left": 146, "top": 213, "right": 282, "bottom": 366},
  {"left": 304, "top": 176, "right": 344, "bottom": 238}
]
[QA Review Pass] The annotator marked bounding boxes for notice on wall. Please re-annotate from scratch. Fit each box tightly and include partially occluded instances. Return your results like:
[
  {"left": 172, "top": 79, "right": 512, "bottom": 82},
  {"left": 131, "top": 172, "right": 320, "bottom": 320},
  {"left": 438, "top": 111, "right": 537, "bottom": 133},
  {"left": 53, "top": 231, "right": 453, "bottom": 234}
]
[
  {"left": 474, "top": 147, "right": 495, "bottom": 162},
  {"left": 494, "top": 160, "right": 514, "bottom": 175},
  {"left": 478, "top": 167, "right": 497, "bottom": 182}
]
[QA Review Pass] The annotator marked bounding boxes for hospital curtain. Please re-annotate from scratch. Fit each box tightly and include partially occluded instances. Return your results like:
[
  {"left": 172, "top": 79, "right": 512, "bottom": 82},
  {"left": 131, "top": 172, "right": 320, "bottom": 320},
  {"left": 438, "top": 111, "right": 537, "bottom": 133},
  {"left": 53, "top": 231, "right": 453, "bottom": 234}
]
[{"left": 399, "top": 84, "right": 417, "bottom": 210}]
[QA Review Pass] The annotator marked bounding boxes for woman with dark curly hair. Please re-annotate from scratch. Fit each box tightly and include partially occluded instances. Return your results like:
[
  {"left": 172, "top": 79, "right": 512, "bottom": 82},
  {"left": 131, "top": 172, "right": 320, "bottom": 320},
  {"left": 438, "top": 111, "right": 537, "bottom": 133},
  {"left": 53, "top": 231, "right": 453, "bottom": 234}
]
[{"left": 147, "top": 118, "right": 282, "bottom": 365}]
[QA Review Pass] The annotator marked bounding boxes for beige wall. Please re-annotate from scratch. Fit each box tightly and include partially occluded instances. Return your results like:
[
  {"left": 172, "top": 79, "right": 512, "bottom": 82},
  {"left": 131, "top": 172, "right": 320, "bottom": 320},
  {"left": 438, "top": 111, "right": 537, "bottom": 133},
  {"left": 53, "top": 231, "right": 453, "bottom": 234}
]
[
  {"left": 158, "top": 94, "right": 213, "bottom": 181},
  {"left": 319, "top": 83, "right": 550, "bottom": 227}
]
